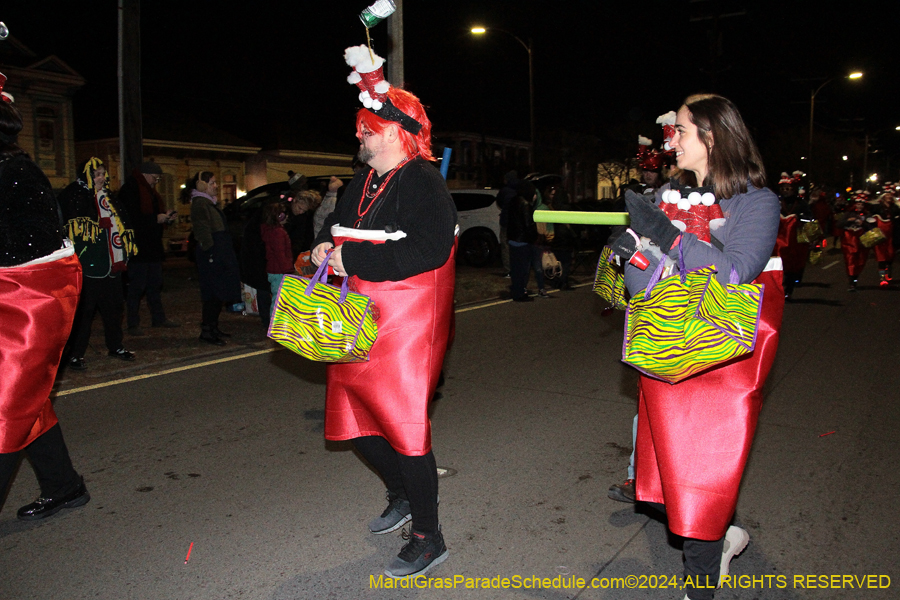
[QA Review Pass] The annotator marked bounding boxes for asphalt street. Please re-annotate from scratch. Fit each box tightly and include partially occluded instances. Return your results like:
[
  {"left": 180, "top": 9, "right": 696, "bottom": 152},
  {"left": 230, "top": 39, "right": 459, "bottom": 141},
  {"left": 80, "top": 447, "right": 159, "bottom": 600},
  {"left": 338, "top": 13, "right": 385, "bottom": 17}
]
[{"left": 1, "top": 252, "right": 897, "bottom": 600}]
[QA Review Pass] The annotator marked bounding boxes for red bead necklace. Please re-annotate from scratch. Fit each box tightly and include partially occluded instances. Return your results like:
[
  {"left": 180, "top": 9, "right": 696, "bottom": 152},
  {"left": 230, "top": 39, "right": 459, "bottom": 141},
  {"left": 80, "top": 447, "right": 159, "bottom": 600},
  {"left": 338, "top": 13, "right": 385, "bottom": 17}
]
[{"left": 355, "top": 157, "right": 411, "bottom": 228}]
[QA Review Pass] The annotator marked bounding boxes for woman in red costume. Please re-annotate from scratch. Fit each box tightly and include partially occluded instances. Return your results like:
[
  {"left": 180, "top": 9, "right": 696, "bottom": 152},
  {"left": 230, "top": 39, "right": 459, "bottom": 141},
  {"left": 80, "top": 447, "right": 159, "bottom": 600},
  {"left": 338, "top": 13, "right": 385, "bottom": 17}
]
[
  {"left": 621, "top": 95, "right": 783, "bottom": 600},
  {"left": 872, "top": 192, "right": 897, "bottom": 286},
  {"left": 0, "top": 74, "right": 90, "bottom": 520},
  {"left": 837, "top": 192, "right": 871, "bottom": 291},
  {"left": 311, "top": 79, "right": 456, "bottom": 579}
]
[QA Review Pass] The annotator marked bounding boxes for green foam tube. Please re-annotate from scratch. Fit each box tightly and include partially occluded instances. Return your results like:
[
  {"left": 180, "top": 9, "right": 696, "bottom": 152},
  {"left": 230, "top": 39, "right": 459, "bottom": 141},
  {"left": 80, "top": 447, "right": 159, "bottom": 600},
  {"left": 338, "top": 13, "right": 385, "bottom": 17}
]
[{"left": 532, "top": 210, "right": 630, "bottom": 225}]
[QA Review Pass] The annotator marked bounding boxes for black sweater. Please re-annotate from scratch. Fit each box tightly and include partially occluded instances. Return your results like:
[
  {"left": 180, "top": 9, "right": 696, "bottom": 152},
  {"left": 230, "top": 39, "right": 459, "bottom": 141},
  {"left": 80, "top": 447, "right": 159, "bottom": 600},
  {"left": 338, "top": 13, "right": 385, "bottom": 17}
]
[
  {"left": 0, "top": 155, "right": 64, "bottom": 267},
  {"left": 313, "top": 158, "right": 457, "bottom": 282}
]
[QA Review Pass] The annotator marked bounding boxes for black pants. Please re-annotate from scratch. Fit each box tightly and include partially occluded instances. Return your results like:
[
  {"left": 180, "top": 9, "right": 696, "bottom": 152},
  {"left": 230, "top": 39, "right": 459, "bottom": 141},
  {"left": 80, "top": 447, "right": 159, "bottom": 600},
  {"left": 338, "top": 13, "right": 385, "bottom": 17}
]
[
  {"left": 201, "top": 300, "right": 223, "bottom": 327},
  {"left": 126, "top": 261, "right": 167, "bottom": 327},
  {"left": 0, "top": 424, "right": 81, "bottom": 506},
  {"left": 352, "top": 435, "right": 439, "bottom": 535},
  {"left": 645, "top": 502, "right": 725, "bottom": 600},
  {"left": 69, "top": 274, "right": 125, "bottom": 357},
  {"left": 509, "top": 243, "right": 532, "bottom": 299}
]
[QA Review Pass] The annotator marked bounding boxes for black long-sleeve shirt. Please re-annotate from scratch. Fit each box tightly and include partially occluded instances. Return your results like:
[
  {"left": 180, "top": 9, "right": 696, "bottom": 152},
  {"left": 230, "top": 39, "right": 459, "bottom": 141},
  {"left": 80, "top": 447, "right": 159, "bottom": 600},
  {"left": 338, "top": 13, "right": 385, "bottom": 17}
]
[{"left": 313, "top": 158, "right": 457, "bottom": 282}]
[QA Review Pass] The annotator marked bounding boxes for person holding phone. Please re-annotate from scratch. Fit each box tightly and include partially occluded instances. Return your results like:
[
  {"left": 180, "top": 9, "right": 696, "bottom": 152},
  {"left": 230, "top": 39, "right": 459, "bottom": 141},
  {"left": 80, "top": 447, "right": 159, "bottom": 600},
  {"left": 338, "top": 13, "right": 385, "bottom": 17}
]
[{"left": 119, "top": 162, "right": 181, "bottom": 335}]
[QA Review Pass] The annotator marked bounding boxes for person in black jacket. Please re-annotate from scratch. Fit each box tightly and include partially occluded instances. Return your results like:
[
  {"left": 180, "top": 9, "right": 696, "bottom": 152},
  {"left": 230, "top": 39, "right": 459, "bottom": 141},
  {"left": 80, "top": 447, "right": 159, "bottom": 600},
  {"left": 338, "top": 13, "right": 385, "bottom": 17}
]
[
  {"left": 119, "top": 162, "right": 180, "bottom": 335},
  {"left": 506, "top": 180, "right": 539, "bottom": 301}
]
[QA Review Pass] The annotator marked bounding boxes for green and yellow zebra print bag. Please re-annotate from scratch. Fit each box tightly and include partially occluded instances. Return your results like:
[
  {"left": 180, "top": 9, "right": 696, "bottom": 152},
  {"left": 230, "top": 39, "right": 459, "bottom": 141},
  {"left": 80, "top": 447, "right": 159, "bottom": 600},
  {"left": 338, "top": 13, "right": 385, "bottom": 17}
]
[
  {"left": 268, "top": 254, "right": 378, "bottom": 363},
  {"left": 593, "top": 245, "right": 628, "bottom": 310},
  {"left": 623, "top": 248, "right": 764, "bottom": 384}
]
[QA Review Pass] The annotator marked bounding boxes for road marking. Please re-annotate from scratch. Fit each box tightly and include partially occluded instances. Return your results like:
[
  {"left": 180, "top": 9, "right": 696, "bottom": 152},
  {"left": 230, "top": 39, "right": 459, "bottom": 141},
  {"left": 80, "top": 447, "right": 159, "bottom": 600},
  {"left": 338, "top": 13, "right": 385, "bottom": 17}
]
[
  {"left": 56, "top": 348, "right": 278, "bottom": 397},
  {"left": 58, "top": 284, "right": 595, "bottom": 395},
  {"left": 821, "top": 260, "right": 841, "bottom": 270},
  {"left": 455, "top": 282, "right": 592, "bottom": 313}
]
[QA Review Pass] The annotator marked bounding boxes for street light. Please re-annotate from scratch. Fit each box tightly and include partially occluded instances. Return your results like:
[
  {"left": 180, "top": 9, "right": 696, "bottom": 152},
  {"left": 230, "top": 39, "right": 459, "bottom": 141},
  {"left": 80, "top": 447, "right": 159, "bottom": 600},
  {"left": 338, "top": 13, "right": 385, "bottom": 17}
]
[
  {"left": 807, "top": 71, "right": 863, "bottom": 182},
  {"left": 471, "top": 26, "right": 534, "bottom": 166}
]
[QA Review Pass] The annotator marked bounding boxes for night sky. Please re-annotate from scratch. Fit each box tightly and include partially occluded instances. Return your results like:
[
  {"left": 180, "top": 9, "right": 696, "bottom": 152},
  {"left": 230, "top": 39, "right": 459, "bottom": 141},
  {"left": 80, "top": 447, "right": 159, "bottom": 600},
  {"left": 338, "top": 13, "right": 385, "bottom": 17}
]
[{"left": 3, "top": 1, "right": 898, "bottom": 183}]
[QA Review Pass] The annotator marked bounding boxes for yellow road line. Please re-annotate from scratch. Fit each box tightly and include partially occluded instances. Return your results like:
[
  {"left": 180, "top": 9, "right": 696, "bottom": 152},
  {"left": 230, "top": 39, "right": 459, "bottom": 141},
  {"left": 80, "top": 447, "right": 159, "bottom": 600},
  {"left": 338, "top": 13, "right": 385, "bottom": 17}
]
[
  {"left": 56, "top": 348, "right": 279, "bottom": 397},
  {"left": 58, "top": 284, "right": 593, "bottom": 395}
]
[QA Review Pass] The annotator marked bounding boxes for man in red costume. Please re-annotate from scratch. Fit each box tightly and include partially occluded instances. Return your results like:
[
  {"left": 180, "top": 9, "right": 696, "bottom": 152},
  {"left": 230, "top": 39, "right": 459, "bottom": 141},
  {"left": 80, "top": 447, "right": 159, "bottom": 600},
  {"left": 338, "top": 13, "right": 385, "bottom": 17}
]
[{"left": 310, "top": 47, "right": 456, "bottom": 579}]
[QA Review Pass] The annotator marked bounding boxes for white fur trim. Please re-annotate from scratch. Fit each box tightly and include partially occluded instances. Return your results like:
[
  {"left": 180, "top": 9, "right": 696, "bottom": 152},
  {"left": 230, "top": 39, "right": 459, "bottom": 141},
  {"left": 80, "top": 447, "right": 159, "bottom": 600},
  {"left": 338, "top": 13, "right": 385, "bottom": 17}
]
[
  {"left": 0, "top": 240, "right": 74, "bottom": 269},
  {"left": 331, "top": 225, "right": 408, "bottom": 241},
  {"left": 656, "top": 111, "right": 676, "bottom": 125}
]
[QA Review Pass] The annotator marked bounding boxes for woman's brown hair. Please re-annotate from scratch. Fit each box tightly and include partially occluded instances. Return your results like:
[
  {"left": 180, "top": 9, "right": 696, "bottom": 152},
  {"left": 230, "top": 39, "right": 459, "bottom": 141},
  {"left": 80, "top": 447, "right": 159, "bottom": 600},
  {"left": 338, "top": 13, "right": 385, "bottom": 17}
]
[{"left": 679, "top": 94, "right": 766, "bottom": 199}]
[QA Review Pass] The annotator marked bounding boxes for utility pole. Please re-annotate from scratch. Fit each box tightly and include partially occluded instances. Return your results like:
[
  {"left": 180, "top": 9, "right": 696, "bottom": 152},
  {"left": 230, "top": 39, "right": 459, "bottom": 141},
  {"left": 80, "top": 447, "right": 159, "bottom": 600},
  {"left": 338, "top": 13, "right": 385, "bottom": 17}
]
[
  {"left": 118, "top": 0, "right": 142, "bottom": 185},
  {"left": 387, "top": 0, "right": 404, "bottom": 87}
]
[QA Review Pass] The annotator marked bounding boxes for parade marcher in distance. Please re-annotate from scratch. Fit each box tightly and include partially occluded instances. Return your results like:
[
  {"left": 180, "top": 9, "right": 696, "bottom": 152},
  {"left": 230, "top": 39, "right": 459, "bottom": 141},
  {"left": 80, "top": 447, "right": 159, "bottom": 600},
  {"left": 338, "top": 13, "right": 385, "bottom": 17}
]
[
  {"left": 609, "top": 130, "right": 673, "bottom": 505},
  {"left": 0, "top": 76, "right": 90, "bottom": 520},
  {"left": 311, "top": 45, "right": 456, "bottom": 580}
]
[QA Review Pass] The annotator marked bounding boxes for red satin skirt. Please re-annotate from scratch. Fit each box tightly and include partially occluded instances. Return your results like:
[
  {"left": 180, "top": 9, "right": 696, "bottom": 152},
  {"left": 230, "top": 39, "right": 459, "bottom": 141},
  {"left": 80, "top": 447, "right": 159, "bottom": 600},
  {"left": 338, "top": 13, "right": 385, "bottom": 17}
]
[
  {"left": 840, "top": 229, "right": 868, "bottom": 277},
  {"left": 774, "top": 215, "right": 809, "bottom": 273},
  {"left": 0, "top": 252, "right": 82, "bottom": 453},
  {"left": 874, "top": 217, "right": 894, "bottom": 263},
  {"left": 635, "top": 260, "right": 784, "bottom": 540},
  {"left": 324, "top": 235, "right": 456, "bottom": 456}
]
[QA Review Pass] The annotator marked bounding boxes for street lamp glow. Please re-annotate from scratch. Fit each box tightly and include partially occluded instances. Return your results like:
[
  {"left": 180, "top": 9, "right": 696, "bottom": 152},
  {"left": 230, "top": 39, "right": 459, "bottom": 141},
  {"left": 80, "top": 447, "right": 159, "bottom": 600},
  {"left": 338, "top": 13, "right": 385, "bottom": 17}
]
[
  {"left": 869, "top": 174, "right": 878, "bottom": 182},
  {"left": 843, "top": 155, "right": 848, "bottom": 161},
  {"left": 848, "top": 72, "right": 863, "bottom": 79},
  {"left": 470, "top": 26, "right": 486, "bottom": 34}
]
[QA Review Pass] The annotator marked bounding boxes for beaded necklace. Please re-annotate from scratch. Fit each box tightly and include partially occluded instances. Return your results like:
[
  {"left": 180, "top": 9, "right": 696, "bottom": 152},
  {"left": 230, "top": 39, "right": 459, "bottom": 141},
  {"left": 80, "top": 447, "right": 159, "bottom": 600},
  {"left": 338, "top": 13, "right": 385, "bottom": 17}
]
[{"left": 355, "top": 156, "right": 411, "bottom": 228}]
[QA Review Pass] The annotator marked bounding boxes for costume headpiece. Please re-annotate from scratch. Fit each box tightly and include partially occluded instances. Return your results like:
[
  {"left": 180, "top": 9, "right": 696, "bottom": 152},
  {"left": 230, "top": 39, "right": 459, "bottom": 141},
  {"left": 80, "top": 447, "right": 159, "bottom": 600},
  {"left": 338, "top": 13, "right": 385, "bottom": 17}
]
[
  {"left": 80, "top": 157, "right": 107, "bottom": 192},
  {"left": 345, "top": 45, "right": 422, "bottom": 135},
  {"left": 0, "top": 71, "right": 14, "bottom": 103},
  {"left": 636, "top": 135, "right": 664, "bottom": 171},
  {"left": 656, "top": 111, "right": 677, "bottom": 152}
]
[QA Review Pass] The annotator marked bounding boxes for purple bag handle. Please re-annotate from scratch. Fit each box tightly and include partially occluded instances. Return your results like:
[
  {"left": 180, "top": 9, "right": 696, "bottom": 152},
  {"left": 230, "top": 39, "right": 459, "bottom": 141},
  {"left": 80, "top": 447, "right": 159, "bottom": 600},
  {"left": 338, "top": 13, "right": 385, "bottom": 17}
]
[
  {"left": 643, "top": 239, "right": 687, "bottom": 299},
  {"left": 304, "top": 249, "right": 350, "bottom": 303}
]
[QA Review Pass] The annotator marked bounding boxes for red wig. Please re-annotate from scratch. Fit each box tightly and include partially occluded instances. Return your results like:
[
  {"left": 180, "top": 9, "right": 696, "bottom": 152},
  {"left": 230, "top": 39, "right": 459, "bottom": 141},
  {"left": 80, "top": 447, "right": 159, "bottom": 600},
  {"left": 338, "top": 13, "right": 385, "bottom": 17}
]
[{"left": 355, "top": 88, "right": 434, "bottom": 161}]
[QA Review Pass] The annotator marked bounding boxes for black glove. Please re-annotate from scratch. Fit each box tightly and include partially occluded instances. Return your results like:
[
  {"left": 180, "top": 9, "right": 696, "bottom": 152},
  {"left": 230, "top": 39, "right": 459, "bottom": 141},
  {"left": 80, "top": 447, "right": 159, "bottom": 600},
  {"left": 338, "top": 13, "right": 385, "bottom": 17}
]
[
  {"left": 624, "top": 190, "right": 680, "bottom": 253},
  {"left": 609, "top": 228, "right": 638, "bottom": 261},
  {"left": 609, "top": 227, "right": 650, "bottom": 270}
]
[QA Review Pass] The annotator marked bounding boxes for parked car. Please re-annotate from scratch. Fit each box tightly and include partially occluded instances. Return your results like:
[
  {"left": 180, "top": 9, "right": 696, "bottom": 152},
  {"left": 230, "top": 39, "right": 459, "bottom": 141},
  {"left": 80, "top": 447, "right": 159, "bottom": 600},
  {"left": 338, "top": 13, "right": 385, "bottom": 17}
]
[{"left": 451, "top": 188, "right": 500, "bottom": 267}]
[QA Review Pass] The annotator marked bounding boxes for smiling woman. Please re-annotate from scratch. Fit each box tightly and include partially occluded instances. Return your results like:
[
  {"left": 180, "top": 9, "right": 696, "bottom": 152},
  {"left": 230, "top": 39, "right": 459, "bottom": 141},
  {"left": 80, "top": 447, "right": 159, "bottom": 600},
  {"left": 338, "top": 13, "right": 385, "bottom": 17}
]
[{"left": 620, "top": 93, "right": 783, "bottom": 600}]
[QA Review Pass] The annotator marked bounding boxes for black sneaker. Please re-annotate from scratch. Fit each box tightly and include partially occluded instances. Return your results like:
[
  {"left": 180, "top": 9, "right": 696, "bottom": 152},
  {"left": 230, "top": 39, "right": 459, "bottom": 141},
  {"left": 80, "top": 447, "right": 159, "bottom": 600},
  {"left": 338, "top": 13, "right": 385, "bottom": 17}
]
[
  {"left": 369, "top": 494, "right": 411, "bottom": 534},
  {"left": 608, "top": 478, "right": 635, "bottom": 503},
  {"left": 68, "top": 356, "right": 87, "bottom": 371},
  {"left": 108, "top": 348, "right": 136, "bottom": 361},
  {"left": 384, "top": 529, "right": 449, "bottom": 579}
]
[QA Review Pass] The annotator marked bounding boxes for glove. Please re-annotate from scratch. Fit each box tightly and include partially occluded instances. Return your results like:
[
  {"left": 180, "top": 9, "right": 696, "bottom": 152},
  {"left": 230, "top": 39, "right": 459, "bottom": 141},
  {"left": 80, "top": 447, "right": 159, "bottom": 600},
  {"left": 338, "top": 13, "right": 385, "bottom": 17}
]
[
  {"left": 624, "top": 189, "right": 681, "bottom": 253},
  {"left": 609, "top": 227, "right": 649, "bottom": 270}
]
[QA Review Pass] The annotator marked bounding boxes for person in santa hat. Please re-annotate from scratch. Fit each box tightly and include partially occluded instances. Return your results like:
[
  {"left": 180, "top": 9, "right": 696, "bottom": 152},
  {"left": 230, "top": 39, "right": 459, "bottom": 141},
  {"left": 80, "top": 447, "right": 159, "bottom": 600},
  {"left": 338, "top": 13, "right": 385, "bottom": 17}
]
[
  {"left": 837, "top": 191, "right": 873, "bottom": 291},
  {"left": 310, "top": 46, "right": 456, "bottom": 580},
  {"left": 773, "top": 171, "right": 812, "bottom": 299}
]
